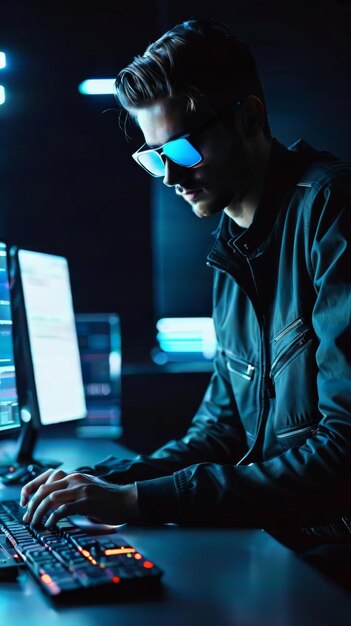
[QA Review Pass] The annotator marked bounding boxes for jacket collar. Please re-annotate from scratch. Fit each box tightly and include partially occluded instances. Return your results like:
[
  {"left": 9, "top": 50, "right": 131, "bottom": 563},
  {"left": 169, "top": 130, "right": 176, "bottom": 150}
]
[{"left": 208, "top": 138, "right": 311, "bottom": 262}]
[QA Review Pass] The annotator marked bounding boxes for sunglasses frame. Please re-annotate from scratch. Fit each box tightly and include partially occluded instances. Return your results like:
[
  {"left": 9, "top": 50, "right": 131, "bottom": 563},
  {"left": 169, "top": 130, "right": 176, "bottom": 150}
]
[
  {"left": 132, "top": 133, "right": 202, "bottom": 177},
  {"left": 132, "top": 99, "right": 243, "bottom": 177}
]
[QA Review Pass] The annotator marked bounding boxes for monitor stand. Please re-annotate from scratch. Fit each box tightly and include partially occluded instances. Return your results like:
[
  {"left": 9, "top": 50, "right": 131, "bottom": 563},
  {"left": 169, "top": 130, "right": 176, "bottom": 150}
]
[
  {"left": 15, "top": 419, "right": 61, "bottom": 469},
  {"left": 0, "top": 419, "right": 61, "bottom": 479}
]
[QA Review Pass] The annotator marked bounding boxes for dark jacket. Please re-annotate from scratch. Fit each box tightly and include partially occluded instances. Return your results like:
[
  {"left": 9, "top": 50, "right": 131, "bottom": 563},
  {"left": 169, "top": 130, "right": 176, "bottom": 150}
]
[{"left": 94, "top": 139, "right": 351, "bottom": 528}]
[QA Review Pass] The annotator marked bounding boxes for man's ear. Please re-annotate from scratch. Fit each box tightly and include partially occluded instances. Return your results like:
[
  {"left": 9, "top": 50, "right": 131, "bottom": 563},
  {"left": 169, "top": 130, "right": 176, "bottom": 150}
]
[{"left": 241, "top": 95, "right": 266, "bottom": 137}]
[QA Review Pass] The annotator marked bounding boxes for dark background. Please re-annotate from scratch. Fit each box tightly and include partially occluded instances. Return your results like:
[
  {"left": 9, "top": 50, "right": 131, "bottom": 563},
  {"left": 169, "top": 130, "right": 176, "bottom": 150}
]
[{"left": 1, "top": 0, "right": 351, "bottom": 450}]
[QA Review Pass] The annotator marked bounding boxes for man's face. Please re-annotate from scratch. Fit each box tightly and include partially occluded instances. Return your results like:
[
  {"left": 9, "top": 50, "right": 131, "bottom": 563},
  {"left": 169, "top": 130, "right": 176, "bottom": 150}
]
[{"left": 135, "top": 97, "right": 255, "bottom": 219}]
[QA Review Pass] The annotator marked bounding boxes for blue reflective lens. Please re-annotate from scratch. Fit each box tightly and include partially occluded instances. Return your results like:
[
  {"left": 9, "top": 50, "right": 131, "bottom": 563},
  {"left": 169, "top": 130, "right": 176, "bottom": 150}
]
[
  {"left": 133, "top": 137, "right": 203, "bottom": 176},
  {"left": 163, "top": 137, "right": 202, "bottom": 167},
  {"left": 137, "top": 151, "right": 165, "bottom": 176}
]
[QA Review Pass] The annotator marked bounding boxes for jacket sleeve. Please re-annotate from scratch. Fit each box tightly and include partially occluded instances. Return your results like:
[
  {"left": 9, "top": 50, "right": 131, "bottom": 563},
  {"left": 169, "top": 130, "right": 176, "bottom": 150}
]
[
  {"left": 91, "top": 348, "right": 248, "bottom": 485},
  {"left": 137, "top": 174, "right": 351, "bottom": 526}
]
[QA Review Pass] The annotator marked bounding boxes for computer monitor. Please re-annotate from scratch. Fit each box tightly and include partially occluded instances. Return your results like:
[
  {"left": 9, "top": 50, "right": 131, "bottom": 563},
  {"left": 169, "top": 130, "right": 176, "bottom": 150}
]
[
  {"left": 10, "top": 247, "right": 87, "bottom": 466},
  {"left": 0, "top": 242, "right": 21, "bottom": 438},
  {"left": 75, "top": 313, "right": 122, "bottom": 438}
]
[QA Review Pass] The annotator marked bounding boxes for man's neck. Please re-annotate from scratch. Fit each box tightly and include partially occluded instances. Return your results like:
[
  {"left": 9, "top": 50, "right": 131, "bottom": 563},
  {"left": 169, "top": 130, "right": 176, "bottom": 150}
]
[{"left": 225, "top": 137, "right": 272, "bottom": 229}]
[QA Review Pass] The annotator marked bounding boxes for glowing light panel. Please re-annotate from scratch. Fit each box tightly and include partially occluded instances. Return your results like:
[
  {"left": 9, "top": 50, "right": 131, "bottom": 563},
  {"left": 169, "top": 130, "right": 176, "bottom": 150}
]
[
  {"left": 78, "top": 79, "right": 115, "bottom": 95},
  {"left": 0, "top": 52, "right": 5, "bottom": 69},
  {"left": 155, "top": 317, "right": 217, "bottom": 358},
  {"left": 0, "top": 86, "right": 5, "bottom": 105}
]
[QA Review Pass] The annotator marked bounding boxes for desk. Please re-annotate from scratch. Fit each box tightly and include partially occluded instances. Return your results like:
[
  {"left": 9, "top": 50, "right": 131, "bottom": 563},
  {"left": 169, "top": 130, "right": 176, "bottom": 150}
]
[{"left": 1, "top": 434, "right": 351, "bottom": 626}]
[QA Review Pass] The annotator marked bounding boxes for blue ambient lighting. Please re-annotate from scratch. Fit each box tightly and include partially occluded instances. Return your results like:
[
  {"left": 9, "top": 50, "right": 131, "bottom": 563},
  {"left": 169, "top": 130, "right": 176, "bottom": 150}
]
[
  {"left": 0, "top": 52, "right": 5, "bottom": 69},
  {"left": 78, "top": 79, "right": 115, "bottom": 95},
  {"left": 0, "top": 86, "right": 5, "bottom": 105},
  {"left": 155, "top": 317, "right": 217, "bottom": 361}
]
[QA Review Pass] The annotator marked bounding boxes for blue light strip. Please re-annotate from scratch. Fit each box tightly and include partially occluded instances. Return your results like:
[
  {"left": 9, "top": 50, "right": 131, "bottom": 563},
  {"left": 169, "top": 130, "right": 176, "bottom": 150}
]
[
  {"left": 157, "top": 317, "right": 215, "bottom": 332},
  {"left": 158, "top": 340, "right": 206, "bottom": 353},
  {"left": 157, "top": 331, "right": 208, "bottom": 341},
  {"left": 156, "top": 317, "right": 217, "bottom": 357},
  {"left": 0, "top": 52, "right": 6, "bottom": 105},
  {"left": 78, "top": 79, "right": 115, "bottom": 95}
]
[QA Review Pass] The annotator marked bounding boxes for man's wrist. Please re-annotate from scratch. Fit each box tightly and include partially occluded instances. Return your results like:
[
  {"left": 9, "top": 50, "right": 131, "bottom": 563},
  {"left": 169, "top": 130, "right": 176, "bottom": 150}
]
[
  {"left": 136, "top": 475, "right": 178, "bottom": 522},
  {"left": 121, "top": 483, "right": 140, "bottom": 522}
]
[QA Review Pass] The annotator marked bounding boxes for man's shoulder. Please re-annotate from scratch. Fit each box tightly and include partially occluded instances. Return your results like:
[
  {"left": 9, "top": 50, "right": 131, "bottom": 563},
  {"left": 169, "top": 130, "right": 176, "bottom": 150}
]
[{"left": 288, "top": 139, "right": 351, "bottom": 191}]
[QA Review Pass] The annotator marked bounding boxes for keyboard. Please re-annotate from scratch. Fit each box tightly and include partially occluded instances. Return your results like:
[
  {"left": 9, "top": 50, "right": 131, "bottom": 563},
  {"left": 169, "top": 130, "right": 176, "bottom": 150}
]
[{"left": 0, "top": 499, "right": 163, "bottom": 599}]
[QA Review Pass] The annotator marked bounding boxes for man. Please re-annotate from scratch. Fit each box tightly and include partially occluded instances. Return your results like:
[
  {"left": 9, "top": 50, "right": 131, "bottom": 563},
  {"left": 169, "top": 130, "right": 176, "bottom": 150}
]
[{"left": 21, "top": 19, "right": 351, "bottom": 545}]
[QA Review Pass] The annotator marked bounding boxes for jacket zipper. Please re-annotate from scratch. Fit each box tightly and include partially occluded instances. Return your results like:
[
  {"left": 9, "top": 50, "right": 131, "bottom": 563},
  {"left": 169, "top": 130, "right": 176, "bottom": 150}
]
[
  {"left": 271, "top": 331, "right": 312, "bottom": 381},
  {"left": 276, "top": 424, "right": 318, "bottom": 439},
  {"left": 206, "top": 254, "right": 267, "bottom": 465},
  {"left": 273, "top": 317, "right": 304, "bottom": 343},
  {"left": 240, "top": 257, "right": 269, "bottom": 462},
  {"left": 226, "top": 356, "right": 255, "bottom": 381}
]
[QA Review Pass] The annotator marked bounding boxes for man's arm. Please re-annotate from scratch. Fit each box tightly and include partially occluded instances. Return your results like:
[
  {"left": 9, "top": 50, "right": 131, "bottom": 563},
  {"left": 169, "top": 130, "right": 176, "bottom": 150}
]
[
  {"left": 89, "top": 348, "right": 248, "bottom": 483},
  {"left": 21, "top": 469, "right": 140, "bottom": 526},
  {"left": 20, "top": 347, "right": 248, "bottom": 525}
]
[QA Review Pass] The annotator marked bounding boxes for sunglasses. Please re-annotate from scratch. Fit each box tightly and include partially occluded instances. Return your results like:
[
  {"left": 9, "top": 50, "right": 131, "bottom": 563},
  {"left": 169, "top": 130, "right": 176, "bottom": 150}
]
[{"left": 132, "top": 100, "right": 242, "bottom": 177}]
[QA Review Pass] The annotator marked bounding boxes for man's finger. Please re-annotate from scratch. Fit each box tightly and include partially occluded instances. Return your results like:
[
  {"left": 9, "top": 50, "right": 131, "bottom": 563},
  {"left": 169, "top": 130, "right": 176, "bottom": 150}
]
[
  {"left": 20, "top": 468, "right": 57, "bottom": 506},
  {"left": 30, "top": 487, "right": 79, "bottom": 527},
  {"left": 45, "top": 499, "right": 87, "bottom": 528},
  {"left": 22, "top": 477, "right": 70, "bottom": 523}
]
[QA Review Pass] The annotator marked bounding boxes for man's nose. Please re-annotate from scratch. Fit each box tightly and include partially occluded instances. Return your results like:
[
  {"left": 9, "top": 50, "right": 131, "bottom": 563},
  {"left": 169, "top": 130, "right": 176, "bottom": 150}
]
[{"left": 162, "top": 157, "right": 187, "bottom": 187}]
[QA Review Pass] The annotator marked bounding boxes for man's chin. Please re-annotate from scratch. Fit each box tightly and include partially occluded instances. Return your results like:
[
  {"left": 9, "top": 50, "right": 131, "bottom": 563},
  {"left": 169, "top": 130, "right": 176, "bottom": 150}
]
[
  {"left": 191, "top": 199, "right": 223, "bottom": 219},
  {"left": 177, "top": 189, "right": 225, "bottom": 218}
]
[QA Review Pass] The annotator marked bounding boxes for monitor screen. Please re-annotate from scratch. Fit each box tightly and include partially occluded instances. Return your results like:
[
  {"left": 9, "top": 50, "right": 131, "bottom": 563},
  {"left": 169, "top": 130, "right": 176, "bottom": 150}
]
[
  {"left": 18, "top": 249, "right": 86, "bottom": 426},
  {"left": 75, "top": 313, "right": 122, "bottom": 437},
  {"left": 0, "top": 242, "right": 20, "bottom": 433},
  {"left": 75, "top": 313, "right": 121, "bottom": 408}
]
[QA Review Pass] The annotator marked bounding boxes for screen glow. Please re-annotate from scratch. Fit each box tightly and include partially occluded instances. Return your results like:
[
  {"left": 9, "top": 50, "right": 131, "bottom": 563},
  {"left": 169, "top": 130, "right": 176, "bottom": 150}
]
[
  {"left": 18, "top": 250, "right": 87, "bottom": 425},
  {"left": 0, "top": 86, "right": 5, "bottom": 105},
  {"left": 0, "top": 52, "right": 5, "bottom": 69}
]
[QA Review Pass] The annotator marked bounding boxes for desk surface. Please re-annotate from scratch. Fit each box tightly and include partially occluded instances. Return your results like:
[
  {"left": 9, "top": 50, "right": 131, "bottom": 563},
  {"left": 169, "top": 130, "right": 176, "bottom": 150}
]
[{"left": 1, "top": 434, "right": 351, "bottom": 626}]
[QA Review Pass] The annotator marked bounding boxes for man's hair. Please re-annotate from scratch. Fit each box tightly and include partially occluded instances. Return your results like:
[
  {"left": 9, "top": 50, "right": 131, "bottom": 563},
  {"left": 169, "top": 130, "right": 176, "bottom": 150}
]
[{"left": 115, "top": 18, "right": 270, "bottom": 135}]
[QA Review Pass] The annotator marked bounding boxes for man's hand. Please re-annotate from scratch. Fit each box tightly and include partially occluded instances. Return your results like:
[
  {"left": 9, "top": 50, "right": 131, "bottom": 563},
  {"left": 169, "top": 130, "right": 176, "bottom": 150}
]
[{"left": 20, "top": 468, "right": 140, "bottom": 528}]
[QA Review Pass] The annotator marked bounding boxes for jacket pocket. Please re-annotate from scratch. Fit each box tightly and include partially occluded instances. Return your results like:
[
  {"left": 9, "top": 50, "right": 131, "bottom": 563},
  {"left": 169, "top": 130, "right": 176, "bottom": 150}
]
[
  {"left": 275, "top": 423, "right": 319, "bottom": 451},
  {"left": 271, "top": 323, "right": 313, "bottom": 382},
  {"left": 273, "top": 317, "right": 305, "bottom": 344},
  {"left": 225, "top": 352, "right": 255, "bottom": 381}
]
